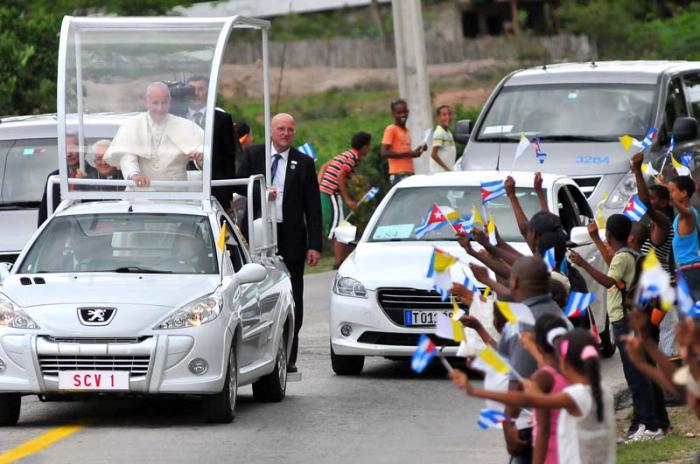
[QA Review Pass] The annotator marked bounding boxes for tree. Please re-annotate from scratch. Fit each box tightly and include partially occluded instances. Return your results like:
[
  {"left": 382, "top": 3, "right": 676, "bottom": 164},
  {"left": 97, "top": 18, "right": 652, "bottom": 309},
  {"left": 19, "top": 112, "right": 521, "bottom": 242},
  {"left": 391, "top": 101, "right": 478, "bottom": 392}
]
[{"left": 0, "top": 1, "right": 191, "bottom": 116}]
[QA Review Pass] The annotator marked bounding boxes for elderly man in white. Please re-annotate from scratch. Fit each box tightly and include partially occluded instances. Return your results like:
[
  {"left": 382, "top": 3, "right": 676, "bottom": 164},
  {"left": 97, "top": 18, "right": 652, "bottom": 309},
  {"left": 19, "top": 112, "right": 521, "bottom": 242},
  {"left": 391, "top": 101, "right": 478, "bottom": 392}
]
[{"left": 105, "top": 82, "right": 204, "bottom": 188}]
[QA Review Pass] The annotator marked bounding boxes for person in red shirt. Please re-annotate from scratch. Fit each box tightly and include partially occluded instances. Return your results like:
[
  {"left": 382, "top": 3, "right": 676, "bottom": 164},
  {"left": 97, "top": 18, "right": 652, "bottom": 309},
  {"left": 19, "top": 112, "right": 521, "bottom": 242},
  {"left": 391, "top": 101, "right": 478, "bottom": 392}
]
[{"left": 380, "top": 99, "right": 426, "bottom": 186}]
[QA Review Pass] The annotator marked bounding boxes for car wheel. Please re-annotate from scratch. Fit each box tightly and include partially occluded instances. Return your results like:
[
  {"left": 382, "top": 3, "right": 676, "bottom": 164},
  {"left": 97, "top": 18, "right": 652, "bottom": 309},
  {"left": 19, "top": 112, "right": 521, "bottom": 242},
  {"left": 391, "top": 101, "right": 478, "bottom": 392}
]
[
  {"left": 598, "top": 313, "right": 616, "bottom": 359},
  {"left": 252, "top": 333, "right": 287, "bottom": 403},
  {"left": 202, "top": 342, "right": 238, "bottom": 423},
  {"left": 0, "top": 394, "right": 21, "bottom": 426},
  {"left": 330, "top": 344, "right": 364, "bottom": 375}
]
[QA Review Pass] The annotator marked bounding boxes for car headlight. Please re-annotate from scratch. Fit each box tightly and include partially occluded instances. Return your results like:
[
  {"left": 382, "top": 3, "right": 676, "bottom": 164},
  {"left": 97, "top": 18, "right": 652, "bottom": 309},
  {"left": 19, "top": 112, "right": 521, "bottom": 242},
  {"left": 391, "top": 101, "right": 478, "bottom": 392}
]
[
  {"left": 605, "top": 172, "right": 637, "bottom": 208},
  {"left": 332, "top": 274, "right": 367, "bottom": 298},
  {"left": 155, "top": 293, "right": 222, "bottom": 329},
  {"left": 0, "top": 295, "right": 39, "bottom": 329}
]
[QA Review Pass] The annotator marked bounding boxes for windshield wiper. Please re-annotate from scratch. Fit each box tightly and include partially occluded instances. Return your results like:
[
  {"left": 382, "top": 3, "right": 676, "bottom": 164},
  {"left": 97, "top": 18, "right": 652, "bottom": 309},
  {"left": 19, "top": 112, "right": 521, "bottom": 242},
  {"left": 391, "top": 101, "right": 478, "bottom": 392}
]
[
  {"left": 0, "top": 201, "right": 40, "bottom": 210},
  {"left": 537, "top": 135, "right": 615, "bottom": 142},
  {"left": 476, "top": 136, "right": 519, "bottom": 143},
  {"left": 113, "top": 266, "right": 172, "bottom": 274}
]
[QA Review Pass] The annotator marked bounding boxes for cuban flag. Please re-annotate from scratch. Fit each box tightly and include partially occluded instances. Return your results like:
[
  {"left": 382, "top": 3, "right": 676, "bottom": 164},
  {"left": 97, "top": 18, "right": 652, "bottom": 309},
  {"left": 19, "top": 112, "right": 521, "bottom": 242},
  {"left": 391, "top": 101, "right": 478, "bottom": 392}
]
[
  {"left": 666, "top": 135, "right": 675, "bottom": 156},
  {"left": 481, "top": 180, "right": 506, "bottom": 204},
  {"left": 414, "top": 204, "right": 448, "bottom": 239},
  {"left": 543, "top": 247, "right": 556, "bottom": 272},
  {"left": 362, "top": 186, "right": 380, "bottom": 202},
  {"left": 462, "top": 272, "right": 481, "bottom": 296},
  {"left": 532, "top": 136, "right": 548, "bottom": 164},
  {"left": 298, "top": 142, "right": 317, "bottom": 160},
  {"left": 641, "top": 128, "right": 658, "bottom": 150},
  {"left": 564, "top": 291, "right": 595, "bottom": 318},
  {"left": 622, "top": 195, "right": 647, "bottom": 222},
  {"left": 411, "top": 334, "right": 437, "bottom": 373},
  {"left": 478, "top": 409, "right": 509, "bottom": 430},
  {"left": 452, "top": 214, "right": 474, "bottom": 235}
]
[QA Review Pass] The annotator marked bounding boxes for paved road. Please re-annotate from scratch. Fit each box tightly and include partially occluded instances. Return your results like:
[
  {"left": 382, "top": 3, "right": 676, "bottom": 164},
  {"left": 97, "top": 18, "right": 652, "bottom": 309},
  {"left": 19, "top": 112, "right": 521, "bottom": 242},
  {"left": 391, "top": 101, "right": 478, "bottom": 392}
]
[{"left": 0, "top": 271, "right": 508, "bottom": 464}]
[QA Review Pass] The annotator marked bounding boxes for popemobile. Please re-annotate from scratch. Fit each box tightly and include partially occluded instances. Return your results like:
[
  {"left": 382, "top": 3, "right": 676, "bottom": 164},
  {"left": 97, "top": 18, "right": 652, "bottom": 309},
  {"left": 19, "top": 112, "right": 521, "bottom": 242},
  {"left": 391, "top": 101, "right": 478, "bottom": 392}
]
[{"left": 0, "top": 15, "right": 294, "bottom": 424}]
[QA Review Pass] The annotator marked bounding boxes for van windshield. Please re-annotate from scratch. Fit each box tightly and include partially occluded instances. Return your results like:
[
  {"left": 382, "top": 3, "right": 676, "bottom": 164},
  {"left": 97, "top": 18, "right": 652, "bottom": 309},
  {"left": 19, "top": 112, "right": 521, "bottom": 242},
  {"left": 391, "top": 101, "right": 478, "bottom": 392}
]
[
  {"left": 0, "top": 138, "right": 58, "bottom": 206},
  {"left": 477, "top": 84, "right": 655, "bottom": 142}
]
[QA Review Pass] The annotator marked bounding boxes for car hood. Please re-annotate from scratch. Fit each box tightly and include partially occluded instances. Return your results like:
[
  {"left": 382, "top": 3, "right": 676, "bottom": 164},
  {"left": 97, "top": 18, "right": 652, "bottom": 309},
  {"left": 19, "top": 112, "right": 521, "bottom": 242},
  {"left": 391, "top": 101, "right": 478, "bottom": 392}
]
[
  {"left": 1, "top": 274, "right": 220, "bottom": 308},
  {"left": 0, "top": 209, "right": 37, "bottom": 254},
  {"left": 463, "top": 141, "right": 632, "bottom": 175},
  {"left": 340, "top": 241, "right": 531, "bottom": 291}
]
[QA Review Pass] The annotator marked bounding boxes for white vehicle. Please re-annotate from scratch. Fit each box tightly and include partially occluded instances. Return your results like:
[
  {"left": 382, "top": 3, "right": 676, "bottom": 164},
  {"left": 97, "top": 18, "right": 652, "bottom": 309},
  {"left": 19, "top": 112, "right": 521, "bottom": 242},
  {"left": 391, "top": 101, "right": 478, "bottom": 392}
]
[
  {"left": 0, "top": 113, "right": 126, "bottom": 262},
  {"left": 0, "top": 16, "right": 292, "bottom": 424},
  {"left": 329, "top": 171, "right": 612, "bottom": 375}
]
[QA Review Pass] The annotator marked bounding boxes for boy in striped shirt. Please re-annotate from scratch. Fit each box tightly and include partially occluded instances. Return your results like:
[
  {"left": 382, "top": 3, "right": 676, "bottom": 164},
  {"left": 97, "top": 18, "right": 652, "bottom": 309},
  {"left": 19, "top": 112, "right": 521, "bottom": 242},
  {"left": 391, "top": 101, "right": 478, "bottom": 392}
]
[{"left": 318, "top": 132, "right": 372, "bottom": 268}]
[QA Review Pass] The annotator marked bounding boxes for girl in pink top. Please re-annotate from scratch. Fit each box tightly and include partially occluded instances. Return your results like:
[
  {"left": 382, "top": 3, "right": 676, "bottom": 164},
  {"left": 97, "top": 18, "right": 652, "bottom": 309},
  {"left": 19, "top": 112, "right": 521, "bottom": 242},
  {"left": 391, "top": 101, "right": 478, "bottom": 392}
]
[{"left": 522, "top": 314, "right": 570, "bottom": 464}]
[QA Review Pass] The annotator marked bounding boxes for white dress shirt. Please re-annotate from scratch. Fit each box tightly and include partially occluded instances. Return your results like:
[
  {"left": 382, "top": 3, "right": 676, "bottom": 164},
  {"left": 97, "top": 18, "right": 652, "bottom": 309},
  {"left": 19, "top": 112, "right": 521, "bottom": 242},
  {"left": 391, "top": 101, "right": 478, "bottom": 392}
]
[
  {"left": 186, "top": 107, "right": 205, "bottom": 127},
  {"left": 271, "top": 146, "right": 289, "bottom": 222}
]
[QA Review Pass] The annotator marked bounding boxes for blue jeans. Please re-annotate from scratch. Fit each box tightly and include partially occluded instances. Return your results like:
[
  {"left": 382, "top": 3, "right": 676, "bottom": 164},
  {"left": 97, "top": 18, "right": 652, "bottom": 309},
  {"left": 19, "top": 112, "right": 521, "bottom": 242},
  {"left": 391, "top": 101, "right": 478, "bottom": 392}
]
[{"left": 612, "top": 319, "right": 663, "bottom": 430}]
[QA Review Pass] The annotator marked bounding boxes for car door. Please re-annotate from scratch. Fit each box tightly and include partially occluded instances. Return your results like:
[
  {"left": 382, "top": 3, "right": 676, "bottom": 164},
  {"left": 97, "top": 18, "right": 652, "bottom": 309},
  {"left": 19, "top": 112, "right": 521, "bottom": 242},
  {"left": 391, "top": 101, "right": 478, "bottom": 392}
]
[
  {"left": 220, "top": 216, "right": 261, "bottom": 368},
  {"left": 681, "top": 72, "right": 700, "bottom": 176}
]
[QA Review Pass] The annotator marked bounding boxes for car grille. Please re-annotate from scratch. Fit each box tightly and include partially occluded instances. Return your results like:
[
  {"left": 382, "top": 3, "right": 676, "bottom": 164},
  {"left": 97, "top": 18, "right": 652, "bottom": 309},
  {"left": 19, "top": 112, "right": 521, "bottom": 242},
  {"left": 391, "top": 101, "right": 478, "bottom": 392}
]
[
  {"left": 357, "top": 332, "right": 459, "bottom": 347},
  {"left": 572, "top": 176, "right": 601, "bottom": 198},
  {"left": 377, "top": 287, "right": 458, "bottom": 327},
  {"left": 39, "top": 355, "right": 150, "bottom": 376},
  {"left": 42, "top": 337, "right": 148, "bottom": 344}
]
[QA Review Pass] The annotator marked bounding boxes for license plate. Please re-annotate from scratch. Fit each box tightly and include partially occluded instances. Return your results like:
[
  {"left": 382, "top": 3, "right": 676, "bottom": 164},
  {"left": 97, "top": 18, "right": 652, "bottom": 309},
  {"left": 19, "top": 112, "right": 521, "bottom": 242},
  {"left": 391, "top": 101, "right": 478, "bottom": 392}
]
[
  {"left": 58, "top": 371, "right": 130, "bottom": 391},
  {"left": 403, "top": 310, "right": 452, "bottom": 326}
]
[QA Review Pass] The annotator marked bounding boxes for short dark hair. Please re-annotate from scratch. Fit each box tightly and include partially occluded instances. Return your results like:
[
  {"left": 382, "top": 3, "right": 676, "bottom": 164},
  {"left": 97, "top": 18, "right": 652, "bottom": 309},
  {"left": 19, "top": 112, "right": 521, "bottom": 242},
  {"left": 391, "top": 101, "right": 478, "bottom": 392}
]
[
  {"left": 670, "top": 175, "right": 695, "bottom": 198},
  {"left": 606, "top": 213, "right": 632, "bottom": 243},
  {"left": 187, "top": 75, "right": 210, "bottom": 85},
  {"left": 351, "top": 131, "right": 371, "bottom": 150},
  {"left": 235, "top": 121, "right": 250, "bottom": 137},
  {"left": 436, "top": 105, "right": 452, "bottom": 116},
  {"left": 630, "top": 221, "right": 649, "bottom": 246},
  {"left": 390, "top": 98, "right": 407, "bottom": 112},
  {"left": 649, "top": 183, "right": 669, "bottom": 202},
  {"left": 528, "top": 211, "right": 563, "bottom": 236}
]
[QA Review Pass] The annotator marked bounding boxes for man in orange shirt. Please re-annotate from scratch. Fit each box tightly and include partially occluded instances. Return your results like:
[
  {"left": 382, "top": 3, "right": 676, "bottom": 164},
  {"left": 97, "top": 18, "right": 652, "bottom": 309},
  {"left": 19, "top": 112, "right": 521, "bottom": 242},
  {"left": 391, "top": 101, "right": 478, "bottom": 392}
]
[{"left": 380, "top": 99, "right": 427, "bottom": 186}]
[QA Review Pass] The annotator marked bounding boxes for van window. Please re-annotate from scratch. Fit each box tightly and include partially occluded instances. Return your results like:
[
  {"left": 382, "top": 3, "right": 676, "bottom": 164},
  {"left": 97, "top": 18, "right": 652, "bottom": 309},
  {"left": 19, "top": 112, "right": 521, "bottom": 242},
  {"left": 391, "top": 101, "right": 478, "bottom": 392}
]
[
  {"left": 557, "top": 187, "right": 578, "bottom": 233},
  {"left": 1, "top": 138, "right": 58, "bottom": 205},
  {"left": 477, "top": 84, "right": 655, "bottom": 143},
  {"left": 665, "top": 78, "right": 688, "bottom": 133},
  {"left": 684, "top": 73, "right": 700, "bottom": 119}
]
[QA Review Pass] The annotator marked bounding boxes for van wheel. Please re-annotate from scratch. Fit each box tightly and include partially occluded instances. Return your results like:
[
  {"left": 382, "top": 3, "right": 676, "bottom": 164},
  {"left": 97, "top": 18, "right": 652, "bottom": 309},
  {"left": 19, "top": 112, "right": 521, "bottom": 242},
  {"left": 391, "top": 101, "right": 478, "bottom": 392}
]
[
  {"left": 252, "top": 334, "right": 287, "bottom": 403},
  {"left": 330, "top": 344, "right": 364, "bottom": 375},
  {"left": 598, "top": 313, "right": 616, "bottom": 359},
  {"left": 0, "top": 394, "right": 21, "bottom": 426},
  {"left": 202, "top": 343, "right": 238, "bottom": 423}
]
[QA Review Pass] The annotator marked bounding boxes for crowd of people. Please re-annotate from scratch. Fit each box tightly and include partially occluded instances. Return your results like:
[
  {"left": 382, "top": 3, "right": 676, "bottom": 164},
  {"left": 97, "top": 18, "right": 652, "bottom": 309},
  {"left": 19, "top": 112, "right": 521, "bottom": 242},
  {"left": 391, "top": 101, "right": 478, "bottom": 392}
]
[{"left": 442, "top": 156, "right": 700, "bottom": 463}]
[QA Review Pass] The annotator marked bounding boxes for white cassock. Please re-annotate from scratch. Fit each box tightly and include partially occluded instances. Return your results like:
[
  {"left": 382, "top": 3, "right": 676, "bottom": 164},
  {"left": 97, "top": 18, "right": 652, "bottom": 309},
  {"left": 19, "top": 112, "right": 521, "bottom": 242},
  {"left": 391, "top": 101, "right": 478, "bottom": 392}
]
[{"left": 105, "top": 113, "right": 204, "bottom": 182}]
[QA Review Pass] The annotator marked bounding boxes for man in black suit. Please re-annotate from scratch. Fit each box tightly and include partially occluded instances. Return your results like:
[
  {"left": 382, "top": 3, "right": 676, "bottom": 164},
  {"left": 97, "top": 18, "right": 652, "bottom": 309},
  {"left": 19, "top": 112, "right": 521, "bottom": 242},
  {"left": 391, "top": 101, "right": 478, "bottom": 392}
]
[
  {"left": 180, "top": 75, "right": 240, "bottom": 210},
  {"left": 236, "top": 113, "right": 322, "bottom": 372}
]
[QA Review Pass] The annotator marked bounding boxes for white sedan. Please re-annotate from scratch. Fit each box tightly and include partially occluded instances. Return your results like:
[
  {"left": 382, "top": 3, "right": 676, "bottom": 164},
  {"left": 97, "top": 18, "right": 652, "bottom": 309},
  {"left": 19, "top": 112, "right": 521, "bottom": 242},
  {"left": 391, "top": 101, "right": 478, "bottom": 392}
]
[
  {"left": 329, "top": 171, "right": 612, "bottom": 375},
  {"left": 0, "top": 199, "right": 294, "bottom": 424}
]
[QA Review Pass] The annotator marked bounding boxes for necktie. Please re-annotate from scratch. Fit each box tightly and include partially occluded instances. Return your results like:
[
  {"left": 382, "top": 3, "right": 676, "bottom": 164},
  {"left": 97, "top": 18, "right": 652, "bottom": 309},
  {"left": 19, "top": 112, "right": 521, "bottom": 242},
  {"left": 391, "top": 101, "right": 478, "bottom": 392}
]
[
  {"left": 193, "top": 111, "right": 203, "bottom": 127},
  {"left": 271, "top": 154, "right": 282, "bottom": 182}
]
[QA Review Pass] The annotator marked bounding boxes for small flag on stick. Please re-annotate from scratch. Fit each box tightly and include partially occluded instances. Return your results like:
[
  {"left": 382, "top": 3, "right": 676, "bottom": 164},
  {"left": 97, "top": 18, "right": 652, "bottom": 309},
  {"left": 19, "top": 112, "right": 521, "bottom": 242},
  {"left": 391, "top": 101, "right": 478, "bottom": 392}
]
[
  {"left": 411, "top": 334, "right": 437, "bottom": 373},
  {"left": 564, "top": 291, "right": 595, "bottom": 318}
]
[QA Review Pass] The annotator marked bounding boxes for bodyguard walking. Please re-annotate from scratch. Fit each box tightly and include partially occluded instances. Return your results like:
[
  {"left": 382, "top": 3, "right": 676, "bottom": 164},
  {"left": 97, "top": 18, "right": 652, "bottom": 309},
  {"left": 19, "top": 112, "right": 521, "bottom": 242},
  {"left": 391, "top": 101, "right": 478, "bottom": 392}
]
[{"left": 236, "top": 113, "right": 322, "bottom": 373}]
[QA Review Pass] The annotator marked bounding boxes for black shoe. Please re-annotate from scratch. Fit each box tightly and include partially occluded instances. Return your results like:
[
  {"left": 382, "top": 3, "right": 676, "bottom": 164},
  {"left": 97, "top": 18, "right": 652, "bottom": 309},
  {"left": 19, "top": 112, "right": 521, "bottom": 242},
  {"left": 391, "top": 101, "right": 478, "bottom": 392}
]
[{"left": 287, "top": 364, "right": 298, "bottom": 373}]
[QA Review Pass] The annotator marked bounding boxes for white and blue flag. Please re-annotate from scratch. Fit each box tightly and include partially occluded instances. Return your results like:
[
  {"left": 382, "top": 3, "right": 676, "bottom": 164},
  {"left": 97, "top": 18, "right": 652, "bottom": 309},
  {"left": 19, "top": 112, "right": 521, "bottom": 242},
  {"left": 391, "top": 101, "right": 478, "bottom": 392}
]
[
  {"left": 676, "top": 271, "right": 700, "bottom": 317},
  {"left": 564, "top": 291, "right": 595, "bottom": 318},
  {"left": 298, "top": 142, "right": 317, "bottom": 160},
  {"left": 478, "top": 409, "right": 509, "bottom": 430},
  {"left": 362, "top": 186, "right": 380, "bottom": 202},
  {"left": 543, "top": 247, "right": 556, "bottom": 272},
  {"left": 641, "top": 128, "right": 658, "bottom": 150},
  {"left": 622, "top": 195, "right": 647, "bottom": 222},
  {"left": 411, "top": 334, "right": 437, "bottom": 373}
]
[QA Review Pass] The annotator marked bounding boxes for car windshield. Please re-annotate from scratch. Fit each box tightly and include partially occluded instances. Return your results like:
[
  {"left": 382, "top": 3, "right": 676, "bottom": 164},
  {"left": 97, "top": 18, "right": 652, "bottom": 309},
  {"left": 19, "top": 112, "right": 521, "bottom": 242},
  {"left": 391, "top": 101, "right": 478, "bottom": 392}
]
[
  {"left": 0, "top": 138, "right": 58, "bottom": 205},
  {"left": 477, "top": 84, "right": 655, "bottom": 142},
  {"left": 18, "top": 213, "right": 217, "bottom": 274},
  {"left": 369, "top": 186, "right": 541, "bottom": 242}
]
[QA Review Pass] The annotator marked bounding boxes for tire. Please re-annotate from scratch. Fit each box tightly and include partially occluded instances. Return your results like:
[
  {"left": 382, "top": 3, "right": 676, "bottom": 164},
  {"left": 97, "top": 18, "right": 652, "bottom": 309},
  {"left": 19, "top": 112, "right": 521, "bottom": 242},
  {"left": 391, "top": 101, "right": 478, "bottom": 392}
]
[
  {"left": 202, "top": 343, "right": 238, "bottom": 424},
  {"left": 330, "top": 344, "right": 364, "bottom": 375},
  {"left": 598, "top": 313, "right": 616, "bottom": 359},
  {"left": 252, "top": 334, "right": 287, "bottom": 403},
  {"left": 0, "top": 394, "right": 21, "bottom": 426}
]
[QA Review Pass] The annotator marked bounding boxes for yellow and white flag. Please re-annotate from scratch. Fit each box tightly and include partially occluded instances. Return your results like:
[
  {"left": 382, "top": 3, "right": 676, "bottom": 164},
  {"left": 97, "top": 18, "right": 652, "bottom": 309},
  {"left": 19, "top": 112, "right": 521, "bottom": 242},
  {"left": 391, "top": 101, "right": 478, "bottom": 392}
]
[
  {"left": 619, "top": 135, "right": 642, "bottom": 152},
  {"left": 217, "top": 222, "right": 228, "bottom": 252},
  {"left": 487, "top": 216, "right": 497, "bottom": 246},
  {"left": 472, "top": 205, "right": 484, "bottom": 227},
  {"left": 472, "top": 346, "right": 511, "bottom": 376},
  {"left": 436, "top": 313, "right": 465, "bottom": 342},
  {"left": 671, "top": 156, "right": 691, "bottom": 176},
  {"left": 496, "top": 301, "right": 535, "bottom": 326},
  {"left": 596, "top": 192, "right": 608, "bottom": 229},
  {"left": 638, "top": 249, "right": 674, "bottom": 311},
  {"left": 514, "top": 133, "right": 531, "bottom": 161}
]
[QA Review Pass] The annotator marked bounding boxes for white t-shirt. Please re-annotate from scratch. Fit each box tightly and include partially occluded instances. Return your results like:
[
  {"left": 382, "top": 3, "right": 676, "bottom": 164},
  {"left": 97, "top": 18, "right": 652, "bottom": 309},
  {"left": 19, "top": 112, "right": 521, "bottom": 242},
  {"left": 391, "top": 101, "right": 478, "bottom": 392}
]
[
  {"left": 557, "top": 383, "right": 616, "bottom": 464},
  {"left": 430, "top": 125, "right": 456, "bottom": 173}
]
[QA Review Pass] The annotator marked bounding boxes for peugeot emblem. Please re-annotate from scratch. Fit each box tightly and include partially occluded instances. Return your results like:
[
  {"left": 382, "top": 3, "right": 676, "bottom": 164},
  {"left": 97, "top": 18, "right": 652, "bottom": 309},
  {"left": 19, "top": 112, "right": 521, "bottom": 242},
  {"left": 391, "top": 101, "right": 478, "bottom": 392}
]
[{"left": 77, "top": 307, "right": 116, "bottom": 326}]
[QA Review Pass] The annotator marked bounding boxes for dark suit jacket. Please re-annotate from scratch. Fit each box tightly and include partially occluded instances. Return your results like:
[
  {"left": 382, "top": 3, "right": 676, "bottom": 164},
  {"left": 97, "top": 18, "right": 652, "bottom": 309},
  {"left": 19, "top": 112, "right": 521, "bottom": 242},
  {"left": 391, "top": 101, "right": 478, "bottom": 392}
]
[
  {"left": 236, "top": 144, "right": 322, "bottom": 262},
  {"left": 178, "top": 108, "right": 240, "bottom": 208}
]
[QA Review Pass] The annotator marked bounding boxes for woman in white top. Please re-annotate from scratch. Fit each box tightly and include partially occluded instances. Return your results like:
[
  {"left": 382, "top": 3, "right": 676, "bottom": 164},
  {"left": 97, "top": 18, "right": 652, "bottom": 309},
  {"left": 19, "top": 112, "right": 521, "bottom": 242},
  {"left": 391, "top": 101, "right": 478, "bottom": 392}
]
[
  {"left": 451, "top": 329, "right": 616, "bottom": 464},
  {"left": 430, "top": 105, "right": 456, "bottom": 173}
]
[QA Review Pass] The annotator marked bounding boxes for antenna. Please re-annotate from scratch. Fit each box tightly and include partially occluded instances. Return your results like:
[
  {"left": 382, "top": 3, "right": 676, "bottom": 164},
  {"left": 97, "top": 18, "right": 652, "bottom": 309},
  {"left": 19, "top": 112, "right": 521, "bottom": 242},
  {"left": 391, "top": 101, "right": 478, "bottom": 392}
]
[
  {"left": 591, "top": 54, "right": 597, "bottom": 68},
  {"left": 542, "top": 48, "right": 547, "bottom": 70}
]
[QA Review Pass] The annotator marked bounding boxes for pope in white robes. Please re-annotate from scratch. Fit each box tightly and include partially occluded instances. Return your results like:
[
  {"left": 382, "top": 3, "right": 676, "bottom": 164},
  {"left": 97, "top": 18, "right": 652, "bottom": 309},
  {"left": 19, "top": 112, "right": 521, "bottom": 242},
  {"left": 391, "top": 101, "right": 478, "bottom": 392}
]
[{"left": 105, "top": 82, "right": 204, "bottom": 188}]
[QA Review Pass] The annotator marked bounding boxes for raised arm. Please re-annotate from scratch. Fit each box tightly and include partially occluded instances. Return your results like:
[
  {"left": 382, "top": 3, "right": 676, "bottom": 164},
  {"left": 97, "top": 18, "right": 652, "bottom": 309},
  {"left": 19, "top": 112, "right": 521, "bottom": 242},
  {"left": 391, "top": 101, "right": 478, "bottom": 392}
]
[
  {"left": 569, "top": 249, "right": 617, "bottom": 288},
  {"left": 505, "top": 176, "right": 529, "bottom": 240},
  {"left": 585, "top": 219, "right": 613, "bottom": 265},
  {"left": 534, "top": 172, "right": 549, "bottom": 212},
  {"left": 631, "top": 152, "right": 671, "bottom": 242},
  {"left": 470, "top": 263, "right": 511, "bottom": 298}
]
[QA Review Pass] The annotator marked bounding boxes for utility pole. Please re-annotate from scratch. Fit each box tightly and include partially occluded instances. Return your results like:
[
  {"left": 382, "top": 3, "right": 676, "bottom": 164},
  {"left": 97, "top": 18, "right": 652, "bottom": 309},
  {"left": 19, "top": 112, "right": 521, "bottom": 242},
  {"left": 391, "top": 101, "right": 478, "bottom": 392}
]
[{"left": 391, "top": 0, "right": 432, "bottom": 175}]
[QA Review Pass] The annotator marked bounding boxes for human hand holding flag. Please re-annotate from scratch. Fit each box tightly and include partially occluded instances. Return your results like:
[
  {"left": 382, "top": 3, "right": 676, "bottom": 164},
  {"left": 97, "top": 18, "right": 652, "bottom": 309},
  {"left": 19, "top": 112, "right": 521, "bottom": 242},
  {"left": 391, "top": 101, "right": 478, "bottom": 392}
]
[
  {"left": 622, "top": 195, "right": 647, "bottom": 222},
  {"left": 564, "top": 291, "right": 595, "bottom": 318}
]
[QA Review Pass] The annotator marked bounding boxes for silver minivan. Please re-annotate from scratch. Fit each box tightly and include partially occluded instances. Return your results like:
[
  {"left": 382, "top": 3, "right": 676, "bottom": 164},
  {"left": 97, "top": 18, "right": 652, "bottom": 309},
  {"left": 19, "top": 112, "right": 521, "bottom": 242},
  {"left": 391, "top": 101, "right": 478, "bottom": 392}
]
[
  {"left": 0, "top": 114, "right": 123, "bottom": 262},
  {"left": 455, "top": 61, "right": 700, "bottom": 214}
]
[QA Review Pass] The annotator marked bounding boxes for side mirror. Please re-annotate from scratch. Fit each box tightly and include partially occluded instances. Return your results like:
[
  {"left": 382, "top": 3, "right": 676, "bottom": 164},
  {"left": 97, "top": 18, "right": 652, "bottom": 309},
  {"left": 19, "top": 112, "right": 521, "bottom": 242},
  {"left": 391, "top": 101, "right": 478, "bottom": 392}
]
[
  {"left": 453, "top": 119, "right": 472, "bottom": 144},
  {"left": 237, "top": 263, "right": 268, "bottom": 285},
  {"left": 569, "top": 226, "right": 592, "bottom": 247},
  {"left": 0, "top": 262, "right": 12, "bottom": 284},
  {"left": 672, "top": 117, "right": 698, "bottom": 144}
]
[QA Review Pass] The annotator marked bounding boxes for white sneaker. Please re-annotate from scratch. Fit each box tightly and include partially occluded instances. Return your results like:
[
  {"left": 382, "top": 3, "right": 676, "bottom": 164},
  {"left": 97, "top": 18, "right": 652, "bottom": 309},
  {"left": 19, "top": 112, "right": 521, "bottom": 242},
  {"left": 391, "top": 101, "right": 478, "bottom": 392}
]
[
  {"left": 625, "top": 425, "right": 664, "bottom": 443},
  {"left": 621, "top": 424, "right": 645, "bottom": 444}
]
